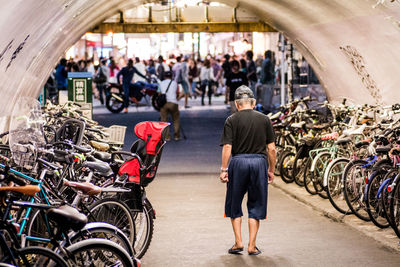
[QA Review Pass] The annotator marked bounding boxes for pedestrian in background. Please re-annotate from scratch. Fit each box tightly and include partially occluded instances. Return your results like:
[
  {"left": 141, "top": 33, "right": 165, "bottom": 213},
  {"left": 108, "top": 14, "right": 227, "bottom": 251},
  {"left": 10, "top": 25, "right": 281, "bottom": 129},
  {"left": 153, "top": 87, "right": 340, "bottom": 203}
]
[
  {"left": 147, "top": 59, "right": 156, "bottom": 76},
  {"left": 157, "top": 56, "right": 165, "bottom": 81},
  {"left": 158, "top": 71, "right": 180, "bottom": 141},
  {"left": 188, "top": 58, "right": 200, "bottom": 98},
  {"left": 55, "top": 58, "right": 68, "bottom": 91},
  {"left": 199, "top": 59, "right": 215, "bottom": 106},
  {"left": 134, "top": 57, "right": 146, "bottom": 82},
  {"left": 220, "top": 85, "right": 276, "bottom": 256},
  {"left": 176, "top": 56, "right": 191, "bottom": 108},
  {"left": 109, "top": 59, "right": 120, "bottom": 83},
  {"left": 260, "top": 50, "right": 274, "bottom": 112},
  {"left": 226, "top": 60, "right": 248, "bottom": 113},
  {"left": 222, "top": 54, "right": 231, "bottom": 104},
  {"left": 246, "top": 50, "right": 258, "bottom": 100},
  {"left": 94, "top": 59, "right": 109, "bottom": 105}
]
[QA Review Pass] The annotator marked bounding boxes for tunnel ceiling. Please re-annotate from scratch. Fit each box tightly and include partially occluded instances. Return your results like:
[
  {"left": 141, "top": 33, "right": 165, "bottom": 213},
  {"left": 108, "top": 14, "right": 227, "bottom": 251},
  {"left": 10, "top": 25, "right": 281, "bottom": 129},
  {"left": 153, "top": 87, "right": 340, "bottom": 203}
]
[{"left": 1, "top": 0, "right": 400, "bottom": 119}]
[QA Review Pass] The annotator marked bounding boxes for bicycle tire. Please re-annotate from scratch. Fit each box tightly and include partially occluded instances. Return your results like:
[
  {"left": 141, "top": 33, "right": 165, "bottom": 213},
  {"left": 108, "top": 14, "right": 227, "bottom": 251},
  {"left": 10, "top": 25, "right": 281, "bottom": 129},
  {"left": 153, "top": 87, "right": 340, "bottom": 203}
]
[
  {"left": 131, "top": 199, "right": 154, "bottom": 259},
  {"left": 304, "top": 158, "right": 317, "bottom": 195},
  {"left": 389, "top": 178, "right": 400, "bottom": 238},
  {"left": 366, "top": 168, "right": 391, "bottom": 228},
  {"left": 65, "top": 238, "right": 133, "bottom": 266},
  {"left": 292, "top": 149, "right": 307, "bottom": 187},
  {"left": 68, "top": 222, "right": 134, "bottom": 257},
  {"left": 278, "top": 150, "right": 295, "bottom": 183},
  {"left": 312, "top": 152, "right": 331, "bottom": 199},
  {"left": 325, "top": 158, "right": 352, "bottom": 214},
  {"left": 343, "top": 159, "right": 371, "bottom": 221},
  {"left": 381, "top": 170, "right": 397, "bottom": 229},
  {"left": 89, "top": 198, "right": 135, "bottom": 245},
  {"left": 18, "top": 246, "right": 68, "bottom": 267}
]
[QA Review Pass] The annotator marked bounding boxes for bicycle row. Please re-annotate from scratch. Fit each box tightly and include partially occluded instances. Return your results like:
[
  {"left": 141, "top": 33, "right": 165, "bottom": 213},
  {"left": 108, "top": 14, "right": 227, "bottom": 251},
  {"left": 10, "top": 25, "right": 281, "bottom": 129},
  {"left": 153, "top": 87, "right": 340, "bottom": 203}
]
[
  {"left": 271, "top": 96, "right": 400, "bottom": 238},
  {"left": 0, "top": 97, "right": 169, "bottom": 266}
]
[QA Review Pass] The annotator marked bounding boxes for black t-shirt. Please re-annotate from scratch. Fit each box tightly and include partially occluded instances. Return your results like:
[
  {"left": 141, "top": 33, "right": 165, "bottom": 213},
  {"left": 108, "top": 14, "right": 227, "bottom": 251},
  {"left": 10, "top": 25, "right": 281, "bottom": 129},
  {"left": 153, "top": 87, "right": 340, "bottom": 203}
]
[
  {"left": 226, "top": 72, "right": 248, "bottom": 101},
  {"left": 220, "top": 109, "right": 275, "bottom": 156}
]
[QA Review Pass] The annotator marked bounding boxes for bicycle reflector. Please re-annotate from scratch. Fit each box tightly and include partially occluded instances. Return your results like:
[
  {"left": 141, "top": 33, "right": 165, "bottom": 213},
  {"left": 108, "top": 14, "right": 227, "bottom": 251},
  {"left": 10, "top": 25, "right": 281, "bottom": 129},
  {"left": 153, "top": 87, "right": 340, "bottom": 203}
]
[
  {"left": 388, "top": 185, "right": 393, "bottom": 192},
  {"left": 364, "top": 177, "right": 369, "bottom": 184}
]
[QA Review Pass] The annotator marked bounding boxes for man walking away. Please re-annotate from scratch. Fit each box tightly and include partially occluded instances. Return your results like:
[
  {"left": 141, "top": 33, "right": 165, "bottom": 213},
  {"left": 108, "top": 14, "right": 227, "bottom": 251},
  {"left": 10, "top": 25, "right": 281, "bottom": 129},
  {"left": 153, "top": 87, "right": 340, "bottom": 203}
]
[
  {"left": 116, "top": 59, "right": 147, "bottom": 113},
  {"left": 226, "top": 60, "right": 248, "bottom": 113},
  {"left": 158, "top": 71, "right": 180, "bottom": 141},
  {"left": 260, "top": 50, "right": 275, "bottom": 112},
  {"left": 220, "top": 85, "right": 276, "bottom": 256}
]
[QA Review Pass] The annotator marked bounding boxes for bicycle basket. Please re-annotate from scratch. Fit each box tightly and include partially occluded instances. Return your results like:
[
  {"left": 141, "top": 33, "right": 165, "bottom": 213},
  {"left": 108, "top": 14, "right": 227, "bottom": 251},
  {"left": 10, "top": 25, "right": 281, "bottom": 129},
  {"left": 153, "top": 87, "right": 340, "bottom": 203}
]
[{"left": 9, "top": 97, "right": 46, "bottom": 170}]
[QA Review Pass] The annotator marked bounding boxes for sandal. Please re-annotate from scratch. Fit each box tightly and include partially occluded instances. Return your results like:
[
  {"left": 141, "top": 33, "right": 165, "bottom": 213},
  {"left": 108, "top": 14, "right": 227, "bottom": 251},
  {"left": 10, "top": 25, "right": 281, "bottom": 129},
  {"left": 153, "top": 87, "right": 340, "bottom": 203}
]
[
  {"left": 248, "top": 247, "right": 261, "bottom": 256},
  {"left": 228, "top": 246, "right": 243, "bottom": 255}
]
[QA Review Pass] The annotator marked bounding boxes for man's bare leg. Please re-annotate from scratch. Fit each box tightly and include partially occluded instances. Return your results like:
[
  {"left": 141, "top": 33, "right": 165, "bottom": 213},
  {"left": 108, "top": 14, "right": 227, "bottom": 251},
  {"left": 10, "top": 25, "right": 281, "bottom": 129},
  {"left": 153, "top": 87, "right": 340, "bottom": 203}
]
[
  {"left": 230, "top": 217, "right": 244, "bottom": 249},
  {"left": 248, "top": 218, "right": 260, "bottom": 253}
]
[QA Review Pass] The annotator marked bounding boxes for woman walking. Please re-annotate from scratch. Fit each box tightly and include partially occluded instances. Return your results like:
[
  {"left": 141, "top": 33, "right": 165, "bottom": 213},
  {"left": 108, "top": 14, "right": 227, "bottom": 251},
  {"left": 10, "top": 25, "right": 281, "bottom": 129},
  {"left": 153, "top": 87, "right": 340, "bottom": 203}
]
[
  {"left": 199, "top": 59, "right": 215, "bottom": 106},
  {"left": 188, "top": 58, "right": 200, "bottom": 98}
]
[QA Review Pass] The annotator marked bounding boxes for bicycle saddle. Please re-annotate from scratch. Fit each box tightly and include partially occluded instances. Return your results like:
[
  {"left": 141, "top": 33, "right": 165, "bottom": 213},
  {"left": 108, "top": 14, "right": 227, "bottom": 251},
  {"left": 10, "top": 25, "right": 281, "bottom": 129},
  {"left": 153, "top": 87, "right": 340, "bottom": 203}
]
[
  {"left": 90, "top": 140, "right": 110, "bottom": 152},
  {"left": 376, "top": 145, "right": 392, "bottom": 154},
  {"left": 82, "top": 161, "right": 113, "bottom": 177},
  {"left": 0, "top": 185, "right": 40, "bottom": 197},
  {"left": 291, "top": 121, "right": 306, "bottom": 128},
  {"left": 336, "top": 137, "right": 352, "bottom": 146},
  {"left": 63, "top": 181, "right": 101, "bottom": 196},
  {"left": 47, "top": 205, "right": 87, "bottom": 232},
  {"left": 355, "top": 139, "right": 371, "bottom": 148},
  {"left": 93, "top": 151, "right": 112, "bottom": 162}
]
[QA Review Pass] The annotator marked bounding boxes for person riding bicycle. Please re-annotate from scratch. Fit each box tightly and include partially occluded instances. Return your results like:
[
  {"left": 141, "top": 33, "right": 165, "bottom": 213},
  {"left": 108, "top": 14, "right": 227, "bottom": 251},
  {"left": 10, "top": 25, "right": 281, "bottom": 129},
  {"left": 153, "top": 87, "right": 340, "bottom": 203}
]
[{"left": 116, "top": 59, "right": 147, "bottom": 113}]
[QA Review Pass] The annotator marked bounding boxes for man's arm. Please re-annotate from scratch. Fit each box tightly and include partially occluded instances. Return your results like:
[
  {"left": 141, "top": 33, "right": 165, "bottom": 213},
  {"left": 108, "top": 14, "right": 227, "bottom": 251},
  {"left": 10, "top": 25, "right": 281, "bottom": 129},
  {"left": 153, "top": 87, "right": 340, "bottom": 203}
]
[
  {"left": 116, "top": 68, "right": 123, "bottom": 84},
  {"left": 266, "top": 142, "right": 276, "bottom": 184},
  {"left": 220, "top": 144, "right": 232, "bottom": 183}
]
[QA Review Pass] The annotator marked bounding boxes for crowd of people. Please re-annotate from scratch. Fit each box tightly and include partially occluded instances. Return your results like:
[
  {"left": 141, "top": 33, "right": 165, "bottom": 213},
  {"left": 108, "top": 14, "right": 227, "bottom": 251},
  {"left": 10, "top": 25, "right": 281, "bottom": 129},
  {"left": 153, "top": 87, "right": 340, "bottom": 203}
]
[
  {"left": 46, "top": 50, "right": 316, "bottom": 139},
  {"left": 50, "top": 49, "right": 313, "bottom": 110}
]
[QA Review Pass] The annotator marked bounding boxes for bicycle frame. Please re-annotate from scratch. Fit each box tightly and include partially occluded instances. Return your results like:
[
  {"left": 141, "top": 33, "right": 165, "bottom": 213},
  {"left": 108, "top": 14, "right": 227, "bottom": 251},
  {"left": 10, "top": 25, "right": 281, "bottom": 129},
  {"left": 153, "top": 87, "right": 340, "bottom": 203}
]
[{"left": 0, "top": 163, "right": 53, "bottom": 245}]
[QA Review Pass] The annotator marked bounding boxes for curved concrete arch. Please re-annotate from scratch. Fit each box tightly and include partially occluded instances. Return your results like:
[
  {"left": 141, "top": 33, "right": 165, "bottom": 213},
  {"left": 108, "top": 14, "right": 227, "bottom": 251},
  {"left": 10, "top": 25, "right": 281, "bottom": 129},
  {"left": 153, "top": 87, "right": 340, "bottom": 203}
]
[{"left": 1, "top": 0, "right": 400, "bottom": 120}]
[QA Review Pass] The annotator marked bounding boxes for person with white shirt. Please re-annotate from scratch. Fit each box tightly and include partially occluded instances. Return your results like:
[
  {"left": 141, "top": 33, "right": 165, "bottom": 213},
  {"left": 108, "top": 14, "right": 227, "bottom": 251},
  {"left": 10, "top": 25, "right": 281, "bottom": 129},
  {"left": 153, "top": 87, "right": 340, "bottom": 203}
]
[
  {"left": 134, "top": 57, "right": 147, "bottom": 82},
  {"left": 158, "top": 71, "right": 180, "bottom": 141}
]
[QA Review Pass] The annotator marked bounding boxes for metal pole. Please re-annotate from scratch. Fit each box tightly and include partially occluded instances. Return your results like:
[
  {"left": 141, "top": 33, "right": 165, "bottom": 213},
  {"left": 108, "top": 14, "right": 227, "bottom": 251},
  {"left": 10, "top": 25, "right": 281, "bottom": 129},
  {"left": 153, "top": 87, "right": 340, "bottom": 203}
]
[
  {"left": 280, "top": 33, "right": 285, "bottom": 105},
  {"left": 288, "top": 43, "right": 294, "bottom": 102}
]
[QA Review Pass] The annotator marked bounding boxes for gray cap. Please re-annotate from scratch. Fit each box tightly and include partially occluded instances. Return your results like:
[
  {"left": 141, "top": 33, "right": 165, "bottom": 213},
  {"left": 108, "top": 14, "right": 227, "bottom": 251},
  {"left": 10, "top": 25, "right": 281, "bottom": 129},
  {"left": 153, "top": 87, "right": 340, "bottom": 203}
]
[{"left": 235, "top": 85, "right": 254, "bottom": 100}]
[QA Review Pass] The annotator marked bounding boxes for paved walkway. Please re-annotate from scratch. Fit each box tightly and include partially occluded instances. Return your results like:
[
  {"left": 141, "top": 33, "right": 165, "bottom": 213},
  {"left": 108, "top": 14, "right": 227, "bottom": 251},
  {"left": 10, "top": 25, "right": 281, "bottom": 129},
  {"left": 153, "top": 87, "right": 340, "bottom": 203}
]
[{"left": 93, "top": 99, "right": 400, "bottom": 267}]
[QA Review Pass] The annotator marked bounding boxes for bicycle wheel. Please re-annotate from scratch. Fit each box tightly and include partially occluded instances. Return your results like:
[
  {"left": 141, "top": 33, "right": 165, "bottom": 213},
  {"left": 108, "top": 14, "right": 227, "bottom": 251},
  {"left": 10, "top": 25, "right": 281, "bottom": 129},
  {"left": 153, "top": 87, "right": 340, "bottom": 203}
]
[
  {"left": 366, "top": 169, "right": 391, "bottom": 228},
  {"left": 292, "top": 152, "right": 307, "bottom": 187},
  {"left": 132, "top": 199, "right": 154, "bottom": 259},
  {"left": 389, "top": 179, "right": 400, "bottom": 238},
  {"left": 304, "top": 158, "right": 317, "bottom": 195},
  {"left": 274, "top": 144, "right": 284, "bottom": 176},
  {"left": 278, "top": 150, "right": 295, "bottom": 183},
  {"left": 17, "top": 246, "right": 68, "bottom": 267},
  {"left": 312, "top": 152, "right": 331, "bottom": 199},
  {"left": 325, "top": 158, "right": 352, "bottom": 214},
  {"left": 68, "top": 222, "right": 134, "bottom": 257},
  {"left": 65, "top": 238, "right": 133, "bottom": 266},
  {"left": 381, "top": 171, "right": 398, "bottom": 229},
  {"left": 343, "top": 159, "right": 371, "bottom": 221},
  {"left": 89, "top": 198, "right": 135, "bottom": 245}
]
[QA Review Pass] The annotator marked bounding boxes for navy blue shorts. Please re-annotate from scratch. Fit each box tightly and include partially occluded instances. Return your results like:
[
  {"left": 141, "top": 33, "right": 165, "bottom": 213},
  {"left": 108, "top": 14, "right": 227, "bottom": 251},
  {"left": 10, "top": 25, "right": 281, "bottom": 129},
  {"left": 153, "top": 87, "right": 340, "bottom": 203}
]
[{"left": 225, "top": 154, "right": 268, "bottom": 220}]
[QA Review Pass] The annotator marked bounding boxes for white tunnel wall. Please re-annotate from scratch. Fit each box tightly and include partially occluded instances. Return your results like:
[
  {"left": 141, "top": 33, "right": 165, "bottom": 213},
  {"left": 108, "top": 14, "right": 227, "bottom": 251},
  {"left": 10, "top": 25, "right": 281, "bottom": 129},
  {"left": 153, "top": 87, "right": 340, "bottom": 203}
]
[{"left": 0, "top": 0, "right": 400, "bottom": 122}]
